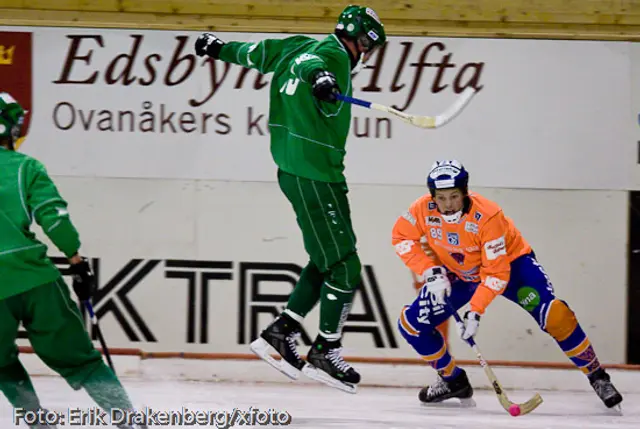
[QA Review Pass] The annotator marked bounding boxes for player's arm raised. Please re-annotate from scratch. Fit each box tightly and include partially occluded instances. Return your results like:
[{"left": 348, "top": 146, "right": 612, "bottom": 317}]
[
  {"left": 195, "top": 33, "right": 304, "bottom": 75},
  {"left": 195, "top": 33, "right": 346, "bottom": 108}
]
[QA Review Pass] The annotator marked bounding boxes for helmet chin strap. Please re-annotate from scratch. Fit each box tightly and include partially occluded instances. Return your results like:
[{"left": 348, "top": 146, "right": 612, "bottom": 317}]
[
  {"left": 438, "top": 196, "right": 471, "bottom": 224},
  {"left": 351, "top": 54, "right": 365, "bottom": 76},
  {"left": 441, "top": 210, "right": 463, "bottom": 224}
]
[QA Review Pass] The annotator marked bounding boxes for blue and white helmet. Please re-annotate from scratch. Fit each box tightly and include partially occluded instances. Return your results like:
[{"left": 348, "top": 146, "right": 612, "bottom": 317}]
[{"left": 426, "top": 160, "right": 469, "bottom": 196}]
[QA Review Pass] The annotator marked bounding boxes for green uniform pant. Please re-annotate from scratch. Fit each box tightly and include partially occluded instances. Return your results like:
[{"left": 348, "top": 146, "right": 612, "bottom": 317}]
[
  {"left": 277, "top": 169, "right": 362, "bottom": 339},
  {"left": 0, "top": 278, "right": 133, "bottom": 424}
]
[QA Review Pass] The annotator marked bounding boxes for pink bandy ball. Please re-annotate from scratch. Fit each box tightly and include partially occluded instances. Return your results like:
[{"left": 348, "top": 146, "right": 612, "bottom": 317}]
[{"left": 508, "top": 404, "right": 521, "bottom": 416}]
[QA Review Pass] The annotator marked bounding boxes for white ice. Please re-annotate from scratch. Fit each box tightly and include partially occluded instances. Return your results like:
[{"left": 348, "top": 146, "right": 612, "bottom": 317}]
[{"left": 0, "top": 377, "right": 638, "bottom": 428}]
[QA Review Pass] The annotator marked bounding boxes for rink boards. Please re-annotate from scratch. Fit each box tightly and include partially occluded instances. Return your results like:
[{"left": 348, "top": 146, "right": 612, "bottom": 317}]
[
  {"left": 15, "top": 178, "right": 630, "bottom": 366},
  {"left": 0, "top": 26, "right": 637, "bottom": 366}
]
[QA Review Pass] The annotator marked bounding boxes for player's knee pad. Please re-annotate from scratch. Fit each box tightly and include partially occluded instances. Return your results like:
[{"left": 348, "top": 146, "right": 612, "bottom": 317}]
[
  {"left": 543, "top": 299, "right": 578, "bottom": 341},
  {"left": 398, "top": 305, "right": 426, "bottom": 341}
]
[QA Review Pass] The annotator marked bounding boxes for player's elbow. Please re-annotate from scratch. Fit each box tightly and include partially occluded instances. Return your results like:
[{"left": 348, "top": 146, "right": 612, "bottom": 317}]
[
  {"left": 35, "top": 204, "right": 70, "bottom": 229},
  {"left": 483, "top": 274, "right": 509, "bottom": 295}
]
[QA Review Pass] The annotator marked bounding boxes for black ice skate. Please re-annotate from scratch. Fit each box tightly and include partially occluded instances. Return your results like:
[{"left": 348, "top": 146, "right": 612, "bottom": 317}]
[
  {"left": 302, "top": 336, "right": 360, "bottom": 394},
  {"left": 250, "top": 313, "right": 305, "bottom": 380},
  {"left": 589, "top": 368, "right": 623, "bottom": 410},
  {"left": 418, "top": 369, "right": 476, "bottom": 407}
]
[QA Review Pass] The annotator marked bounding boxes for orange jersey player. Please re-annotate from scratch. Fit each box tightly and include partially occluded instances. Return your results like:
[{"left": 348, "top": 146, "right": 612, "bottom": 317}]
[{"left": 392, "top": 160, "right": 622, "bottom": 410}]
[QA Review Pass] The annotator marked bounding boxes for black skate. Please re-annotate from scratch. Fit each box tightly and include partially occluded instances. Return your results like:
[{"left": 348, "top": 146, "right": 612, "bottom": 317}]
[
  {"left": 302, "top": 336, "right": 360, "bottom": 394},
  {"left": 250, "top": 313, "right": 305, "bottom": 380},
  {"left": 589, "top": 368, "right": 623, "bottom": 410},
  {"left": 418, "top": 369, "right": 475, "bottom": 407}
]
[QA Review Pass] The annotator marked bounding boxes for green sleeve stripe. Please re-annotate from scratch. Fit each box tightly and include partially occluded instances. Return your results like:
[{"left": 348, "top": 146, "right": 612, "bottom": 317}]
[
  {"left": 247, "top": 41, "right": 266, "bottom": 73},
  {"left": 47, "top": 219, "right": 62, "bottom": 233},
  {"left": 235, "top": 46, "right": 244, "bottom": 67},
  {"left": 260, "top": 41, "right": 266, "bottom": 74},
  {"left": 17, "top": 161, "right": 31, "bottom": 222},
  {"left": 31, "top": 197, "right": 62, "bottom": 217}
]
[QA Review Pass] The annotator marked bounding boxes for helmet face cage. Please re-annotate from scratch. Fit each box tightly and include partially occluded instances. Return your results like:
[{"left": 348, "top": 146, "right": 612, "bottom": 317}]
[
  {"left": 10, "top": 117, "right": 23, "bottom": 142},
  {"left": 358, "top": 32, "right": 377, "bottom": 52},
  {"left": 0, "top": 95, "right": 25, "bottom": 150},
  {"left": 336, "top": 5, "right": 386, "bottom": 51}
]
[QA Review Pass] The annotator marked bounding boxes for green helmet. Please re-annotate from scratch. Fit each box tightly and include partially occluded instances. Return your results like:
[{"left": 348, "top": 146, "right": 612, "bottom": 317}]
[
  {"left": 0, "top": 92, "right": 25, "bottom": 150},
  {"left": 335, "top": 5, "right": 386, "bottom": 52}
]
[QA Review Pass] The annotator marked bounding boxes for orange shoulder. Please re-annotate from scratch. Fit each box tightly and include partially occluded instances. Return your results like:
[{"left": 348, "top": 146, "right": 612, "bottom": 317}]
[
  {"left": 407, "top": 193, "right": 435, "bottom": 218},
  {"left": 467, "top": 192, "right": 502, "bottom": 224}
]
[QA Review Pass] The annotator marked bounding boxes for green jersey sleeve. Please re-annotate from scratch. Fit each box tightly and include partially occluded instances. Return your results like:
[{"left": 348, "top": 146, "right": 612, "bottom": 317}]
[
  {"left": 218, "top": 35, "right": 325, "bottom": 80},
  {"left": 24, "top": 160, "right": 81, "bottom": 258}
]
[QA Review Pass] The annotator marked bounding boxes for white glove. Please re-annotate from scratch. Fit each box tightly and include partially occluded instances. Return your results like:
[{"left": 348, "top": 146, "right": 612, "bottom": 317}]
[
  {"left": 422, "top": 266, "right": 451, "bottom": 305},
  {"left": 457, "top": 310, "right": 481, "bottom": 341}
]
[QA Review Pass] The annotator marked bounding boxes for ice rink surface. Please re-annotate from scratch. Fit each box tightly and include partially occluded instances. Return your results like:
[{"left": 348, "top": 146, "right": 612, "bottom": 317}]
[{"left": 0, "top": 377, "right": 637, "bottom": 428}]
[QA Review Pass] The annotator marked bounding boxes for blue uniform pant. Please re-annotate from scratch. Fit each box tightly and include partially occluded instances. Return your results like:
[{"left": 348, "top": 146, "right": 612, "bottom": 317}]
[{"left": 398, "top": 253, "right": 601, "bottom": 378}]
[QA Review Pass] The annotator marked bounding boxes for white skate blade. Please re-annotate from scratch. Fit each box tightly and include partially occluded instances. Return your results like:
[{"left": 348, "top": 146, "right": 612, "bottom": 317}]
[
  {"left": 250, "top": 337, "right": 301, "bottom": 380},
  {"left": 605, "top": 404, "right": 623, "bottom": 416},
  {"left": 420, "top": 397, "right": 476, "bottom": 408},
  {"left": 301, "top": 363, "right": 357, "bottom": 394}
]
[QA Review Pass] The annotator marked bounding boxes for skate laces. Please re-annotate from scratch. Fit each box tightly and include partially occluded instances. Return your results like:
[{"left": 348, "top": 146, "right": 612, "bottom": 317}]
[
  {"left": 327, "top": 347, "right": 352, "bottom": 372},
  {"left": 427, "top": 378, "right": 450, "bottom": 398},
  {"left": 593, "top": 379, "right": 616, "bottom": 397},
  {"left": 286, "top": 332, "right": 301, "bottom": 360}
]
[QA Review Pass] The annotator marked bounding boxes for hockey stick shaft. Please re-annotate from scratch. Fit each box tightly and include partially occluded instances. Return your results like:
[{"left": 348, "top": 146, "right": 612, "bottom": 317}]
[
  {"left": 84, "top": 301, "right": 116, "bottom": 374},
  {"left": 447, "top": 301, "right": 543, "bottom": 415},
  {"left": 335, "top": 87, "right": 476, "bottom": 129}
]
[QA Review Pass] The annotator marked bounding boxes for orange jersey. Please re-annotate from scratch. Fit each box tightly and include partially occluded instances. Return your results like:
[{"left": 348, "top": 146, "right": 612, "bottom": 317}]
[{"left": 392, "top": 192, "right": 532, "bottom": 314}]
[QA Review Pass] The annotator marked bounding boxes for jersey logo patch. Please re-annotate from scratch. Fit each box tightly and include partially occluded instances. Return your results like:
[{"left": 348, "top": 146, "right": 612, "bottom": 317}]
[
  {"left": 474, "top": 211, "right": 483, "bottom": 221},
  {"left": 485, "top": 275, "right": 507, "bottom": 292},
  {"left": 426, "top": 216, "right": 441, "bottom": 226},
  {"left": 447, "top": 232, "right": 459, "bottom": 246},
  {"left": 402, "top": 211, "right": 416, "bottom": 226},
  {"left": 465, "top": 222, "right": 478, "bottom": 234},
  {"left": 428, "top": 202, "right": 437, "bottom": 210},
  {"left": 485, "top": 236, "right": 507, "bottom": 260},
  {"left": 450, "top": 252, "right": 465, "bottom": 265}
]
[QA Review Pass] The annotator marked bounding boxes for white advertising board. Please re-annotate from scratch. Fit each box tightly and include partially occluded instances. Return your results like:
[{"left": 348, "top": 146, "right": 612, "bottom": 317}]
[
  {"left": 0, "top": 26, "right": 636, "bottom": 190},
  {"left": 23, "top": 178, "right": 628, "bottom": 364}
]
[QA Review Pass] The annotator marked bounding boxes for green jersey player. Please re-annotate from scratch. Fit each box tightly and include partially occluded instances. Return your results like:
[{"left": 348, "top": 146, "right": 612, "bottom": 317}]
[
  {"left": 0, "top": 93, "right": 142, "bottom": 429},
  {"left": 195, "top": 4, "right": 386, "bottom": 392}
]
